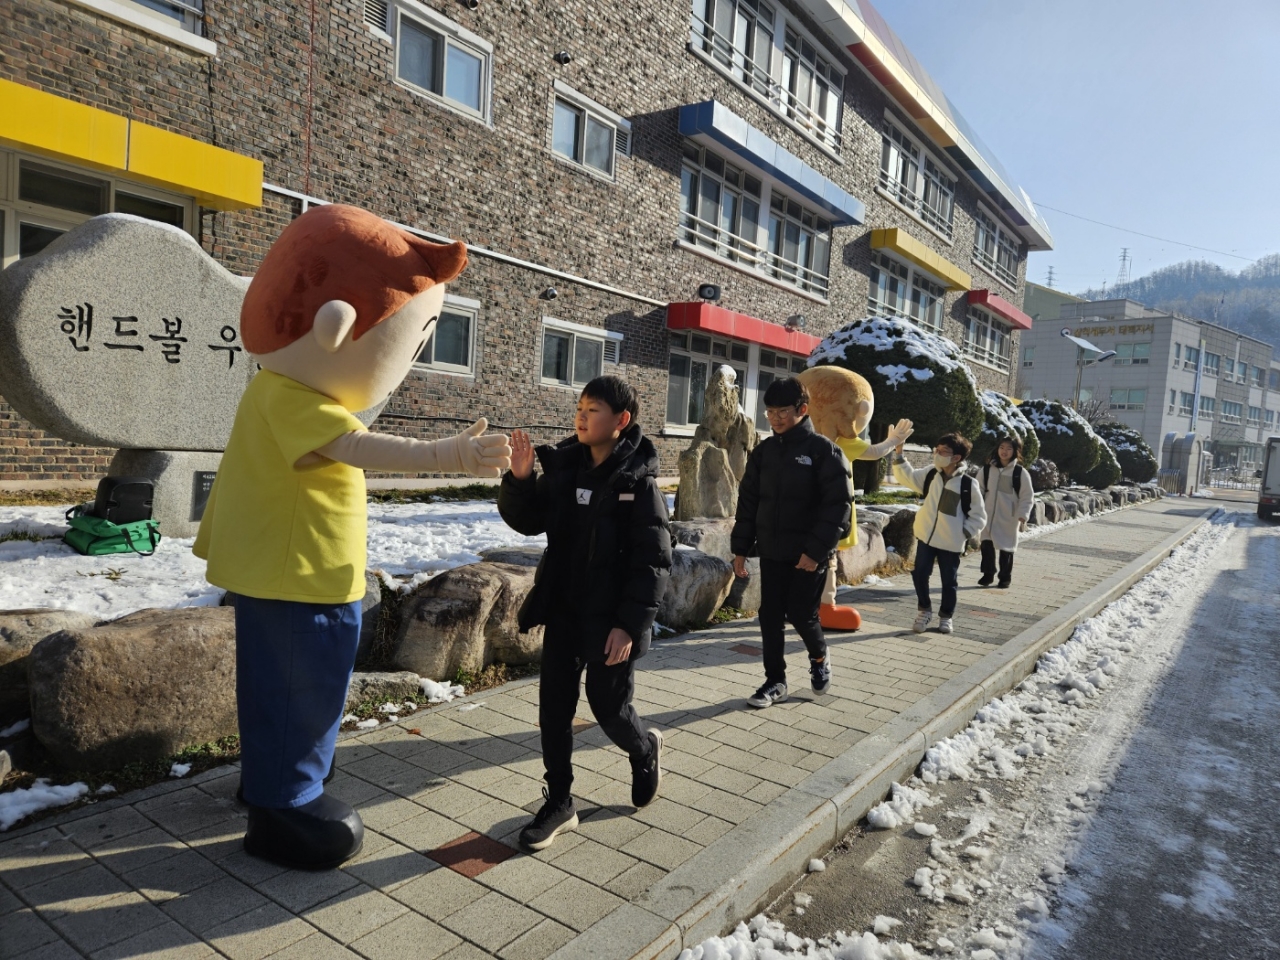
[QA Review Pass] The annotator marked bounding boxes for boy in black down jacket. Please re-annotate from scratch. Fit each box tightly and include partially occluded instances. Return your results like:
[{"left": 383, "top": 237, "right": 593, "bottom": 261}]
[
  {"left": 498, "top": 376, "right": 672, "bottom": 851},
  {"left": 732, "top": 377, "right": 852, "bottom": 708}
]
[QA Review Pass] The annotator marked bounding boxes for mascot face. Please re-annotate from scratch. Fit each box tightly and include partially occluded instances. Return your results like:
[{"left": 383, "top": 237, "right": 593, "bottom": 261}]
[
  {"left": 797, "top": 365, "right": 875, "bottom": 442},
  {"left": 256, "top": 285, "right": 446, "bottom": 413}
]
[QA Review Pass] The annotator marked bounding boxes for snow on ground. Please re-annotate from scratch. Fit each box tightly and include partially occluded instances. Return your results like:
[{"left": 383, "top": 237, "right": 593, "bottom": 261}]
[
  {"left": 0, "top": 781, "right": 91, "bottom": 832},
  {"left": 0, "top": 499, "right": 544, "bottom": 619},
  {"left": 679, "top": 510, "right": 1236, "bottom": 959}
]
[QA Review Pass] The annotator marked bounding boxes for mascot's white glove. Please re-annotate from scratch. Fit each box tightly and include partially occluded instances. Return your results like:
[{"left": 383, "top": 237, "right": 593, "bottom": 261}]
[
  {"left": 310, "top": 417, "right": 512, "bottom": 477},
  {"left": 887, "top": 418, "right": 914, "bottom": 445}
]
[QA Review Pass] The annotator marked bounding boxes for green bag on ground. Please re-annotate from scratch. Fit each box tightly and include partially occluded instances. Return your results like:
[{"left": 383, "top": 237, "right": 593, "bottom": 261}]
[{"left": 63, "top": 504, "right": 161, "bottom": 557}]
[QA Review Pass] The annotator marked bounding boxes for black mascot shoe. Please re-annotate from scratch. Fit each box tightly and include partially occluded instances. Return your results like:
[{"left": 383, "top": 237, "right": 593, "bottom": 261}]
[
  {"left": 243, "top": 793, "right": 364, "bottom": 870},
  {"left": 236, "top": 758, "right": 336, "bottom": 807}
]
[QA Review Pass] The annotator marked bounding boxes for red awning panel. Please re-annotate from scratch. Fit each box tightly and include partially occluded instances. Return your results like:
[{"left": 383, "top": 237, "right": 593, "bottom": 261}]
[
  {"left": 967, "top": 290, "right": 1033, "bottom": 330},
  {"left": 666, "top": 302, "right": 820, "bottom": 355}
]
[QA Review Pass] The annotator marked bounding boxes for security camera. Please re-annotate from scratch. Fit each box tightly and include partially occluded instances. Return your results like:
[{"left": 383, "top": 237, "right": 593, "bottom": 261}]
[
  {"left": 553, "top": 51, "right": 573, "bottom": 65},
  {"left": 697, "top": 283, "right": 721, "bottom": 302},
  {"left": 542, "top": 287, "right": 558, "bottom": 301},
  {"left": 465, "top": 0, "right": 478, "bottom": 8},
  {"left": 785, "top": 314, "right": 807, "bottom": 331}
]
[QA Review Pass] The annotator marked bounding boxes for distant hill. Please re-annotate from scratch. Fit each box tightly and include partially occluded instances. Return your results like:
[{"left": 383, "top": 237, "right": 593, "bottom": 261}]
[{"left": 1077, "top": 254, "right": 1280, "bottom": 349}]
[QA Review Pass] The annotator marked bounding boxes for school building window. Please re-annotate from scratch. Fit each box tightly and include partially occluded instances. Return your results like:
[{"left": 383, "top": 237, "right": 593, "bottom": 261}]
[
  {"left": 385, "top": 2, "right": 492, "bottom": 123},
  {"left": 1183, "top": 345, "right": 1200, "bottom": 371},
  {"left": 879, "top": 119, "right": 955, "bottom": 240},
  {"left": 1113, "top": 342, "right": 1150, "bottom": 365},
  {"left": 1203, "top": 352, "right": 1221, "bottom": 377},
  {"left": 1173, "top": 343, "right": 1181, "bottom": 367},
  {"left": 1248, "top": 406, "right": 1263, "bottom": 426},
  {"left": 414, "top": 297, "right": 477, "bottom": 376},
  {"left": 1267, "top": 409, "right": 1276, "bottom": 429},
  {"left": 1168, "top": 389, "right": 1177, "bottom": 413},
  {"left": 1252, "top": 365, "right": 1266, "bottom": 387},
  {"left": 690, "top": 1, "right": 845, "bottom": 155},
  {"left": 1109, "top": 387, "right": 1146, "bottom": 411},
  {"left": 1022, "top": 346, "right": 1034, "bottom": 368},
  {"left": 753, "top": 347, "right": 807, "bottom": 430},
  {"left": 1235, "top": 359, "right": 1249, "bottom": 383},
  {"left": 551, "top": 83, "right": 631, "bottom": 180},
  {"left": 867, "top": 252, "right": 944, "bottom": 333},
  {"left": 665, "top": 331, "right": 749, "bottom": 428},
  {"left": 540, "top": 318, "right": 621, "bottom": 389},
  {"left": 1221, "top": 400, "right": 1243, "bottom": 424},
  {"left": 0, "top": 151, "right": 195, "bottom": 267},
  {"left": 679, "top": 140, "right": 832, "bottom": 297},
  {"left": 128, "top": 0, "right": 205, "bottom": 35},
  {"left": 961, "top": 306, "right": 1012, "bottom": 373},
  {"left": 1179, "top": 391, "right": 1195, "bottom": 416},
  {"left": 973, "top": 208, "right": 1020, "bottom": 288},
  {"left": 1199, "top": 396, "right": 1215, "bottom": 419}
]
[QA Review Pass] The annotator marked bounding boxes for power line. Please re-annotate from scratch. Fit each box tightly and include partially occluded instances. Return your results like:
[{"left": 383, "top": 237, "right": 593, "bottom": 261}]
[{"left": 1034, "top": 203, "right": 1259, "bottom": 263}]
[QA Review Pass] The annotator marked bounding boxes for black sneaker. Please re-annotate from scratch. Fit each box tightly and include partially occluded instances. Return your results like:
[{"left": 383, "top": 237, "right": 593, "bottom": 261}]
[
  {"left": 746, "top": 680, "right": 788, "bottom": 709},
  {"left": 978, "top": 575, "right": 994, "bottom": 587},
  {"left": 809, "top": 657, "right": 831, "bottom": 695},
  {"left": 997, "top": 581, "right": 1010, "bottom": 589},
  {"left": 519, "top": 789, "right": 578, "bottom": 852},
  {"left": 631, "top": 729, "right": 663, "bottom": 809}
]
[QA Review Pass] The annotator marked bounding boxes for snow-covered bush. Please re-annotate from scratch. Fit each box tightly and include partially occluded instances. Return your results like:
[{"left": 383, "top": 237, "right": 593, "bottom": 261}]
[
  {"left": 808, "top": 316, "right": 984, "bottom": 446},
  {"left": 1027, "top": 458, "right": 1061, "bottom": 491},
  {"left": 1095, "top": 421, "right": 1159, "bottom": 483},
  {"left": 971, "top": 390, "right": 1040, "bottom": 467},
  {"left": 1080, "top": 442, "right": 1122, "bottom": 489},
  {"left": 1020, "top": 399, "right": 1104, "bottom": 481}
]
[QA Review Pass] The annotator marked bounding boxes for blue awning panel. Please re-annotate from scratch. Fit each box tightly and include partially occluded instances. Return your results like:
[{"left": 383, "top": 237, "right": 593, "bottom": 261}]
[{"left": 678, "top": 100, "right": 865, "bottom": 226}]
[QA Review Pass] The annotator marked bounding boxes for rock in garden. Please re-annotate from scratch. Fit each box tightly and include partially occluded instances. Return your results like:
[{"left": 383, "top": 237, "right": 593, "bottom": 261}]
[
  {"left": 345, "top": 671, "right": 422, "bottom": 713},
  {"left": 392, "top": 561, "right": 542, "bottom": 680},
  {"left": 836, "top": 524, "right": 888, "bottom": 585},
  {"left": 0, "top": 609, "right": 99, "bottom": 722},
  {"left": 670, "top": 518, "right": 759, "bottom": 612},
  {"left": 880, "top": 508, "right": 918, "bottom": 563},
  {"left": 478, "top": 545, "right": 543, "bottom": 567},
  {"left": 658, "top": 548, "right": 734, "bottom": 630},
  {"left": 27, "top": 607, "right": 237, "bottom": 772}
]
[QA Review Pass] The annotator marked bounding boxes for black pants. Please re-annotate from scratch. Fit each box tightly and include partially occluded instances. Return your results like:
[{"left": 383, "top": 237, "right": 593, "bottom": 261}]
[
  {"left": 913, "top": 540, "right": 961, "bottom": 618},
  {"left": 758, "top": 557, "right": 828, "bottom": 685},
  {"left": 980, "top": 540, "right": 1014, "bottom": 584},
  {"left": 539, "top": 633, "right": 651, "bottom": 801}
]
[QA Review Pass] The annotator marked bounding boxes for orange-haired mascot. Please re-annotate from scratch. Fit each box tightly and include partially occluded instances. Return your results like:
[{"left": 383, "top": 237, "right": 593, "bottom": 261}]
[
  {"left": 194, "top": 205, "right": 510, "bottom": 869},
  {"left": 797, "top": 366, "right": 912, "bottom": 630}
]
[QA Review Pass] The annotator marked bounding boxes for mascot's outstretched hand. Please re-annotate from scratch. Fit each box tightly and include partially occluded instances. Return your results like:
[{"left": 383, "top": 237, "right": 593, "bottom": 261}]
[
  {"left": 886, "top": 418, "right": 914, "bottom": 448},
  {"left": 438, "top": 418, "right": 511, "bottom": 477}
]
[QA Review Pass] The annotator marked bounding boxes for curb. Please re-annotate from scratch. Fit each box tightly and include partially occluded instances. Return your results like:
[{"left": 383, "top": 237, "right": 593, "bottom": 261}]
[{"left": 552, "top": 503, "right": 1214, "bottom": 960}]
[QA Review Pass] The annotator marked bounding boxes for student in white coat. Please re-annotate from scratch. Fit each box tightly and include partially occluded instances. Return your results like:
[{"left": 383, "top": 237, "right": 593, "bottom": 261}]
[{"left": 977, "top": 436, "right": 1035, "bottom": 589}]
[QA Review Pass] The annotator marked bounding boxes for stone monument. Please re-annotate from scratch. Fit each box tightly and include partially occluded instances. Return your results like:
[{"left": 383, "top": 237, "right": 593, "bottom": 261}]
[
  {"left": 674, "top": 365, "right": 758, "bottom": 520},
  {"left": 0, "top": 214, "right": 382, "bottom": 537}
]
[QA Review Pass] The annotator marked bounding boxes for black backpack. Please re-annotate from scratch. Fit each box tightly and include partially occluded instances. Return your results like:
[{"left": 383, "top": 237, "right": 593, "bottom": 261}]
[
  {"left": 923, "top": 468, "right": 973, "bottom": 518},
  {"left": 982, "top": 463, "right": 1025, "bottom": 496}
]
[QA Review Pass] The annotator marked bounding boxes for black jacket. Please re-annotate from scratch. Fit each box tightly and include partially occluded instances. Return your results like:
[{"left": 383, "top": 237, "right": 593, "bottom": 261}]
[
  {"left": 497, "top": 423, "right": 672, "bottom": 662},
  {"left": 730, "top": 416, "right": 852, "bottom": 563}
]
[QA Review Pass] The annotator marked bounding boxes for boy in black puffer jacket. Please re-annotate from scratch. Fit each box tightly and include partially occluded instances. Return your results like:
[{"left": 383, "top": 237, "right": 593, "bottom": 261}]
[
  {"left": 732, "top": 377, "right": 852, "bottom": 708},
  {"left": 499, "top": 376, "right": 672, "bottom": 851}
]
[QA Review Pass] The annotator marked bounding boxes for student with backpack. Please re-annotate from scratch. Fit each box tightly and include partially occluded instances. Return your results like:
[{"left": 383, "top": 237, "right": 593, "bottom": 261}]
[
  {"left": 977, "top": 436, "right": 1035, "bottom": 588},
  {"left": 892, "top": 433, "right": 987, "bottom": 635}
]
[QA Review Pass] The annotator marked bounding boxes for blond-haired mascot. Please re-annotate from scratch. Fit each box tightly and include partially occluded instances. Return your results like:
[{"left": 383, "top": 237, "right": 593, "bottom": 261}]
[
  {"left": 797, "top": 366, "right": 912, "bottom": 630},
  {"left": 195, "top": 205, "right": 510, "bottom": 870}
]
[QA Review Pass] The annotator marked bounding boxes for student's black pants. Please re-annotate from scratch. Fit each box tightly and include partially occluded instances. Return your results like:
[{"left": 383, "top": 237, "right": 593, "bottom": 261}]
[
  {"left": 979, "top": 540, "right": 1014, "bottom": 584},
  {"left": 539, "top": 627, "right": 652, "bottom": 802},
  {"left": 758, "top": 557, "right": 828, "bottom": 685},
  {"left": 913, "top": 540, "right": 961, "bottom": 618}
]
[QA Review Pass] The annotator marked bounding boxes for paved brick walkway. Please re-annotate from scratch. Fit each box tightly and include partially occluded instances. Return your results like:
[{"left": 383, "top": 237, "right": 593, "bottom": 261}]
[{"left": 0, "top": 499, "right": 1208, "bottom": 960}]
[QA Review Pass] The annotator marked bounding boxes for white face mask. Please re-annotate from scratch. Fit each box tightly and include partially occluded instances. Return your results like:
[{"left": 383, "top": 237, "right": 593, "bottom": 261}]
[{"left": 933, "top": 453, "right": 955, "bottom": 470}]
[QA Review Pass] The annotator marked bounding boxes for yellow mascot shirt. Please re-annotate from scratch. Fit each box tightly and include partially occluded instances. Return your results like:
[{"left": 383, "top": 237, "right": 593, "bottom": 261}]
[
  {"left": 194, "top": 370, "right": 368, "bottom": 604},
  {"left": 836, "top": 436, "right": 870, "bottom": 549}
]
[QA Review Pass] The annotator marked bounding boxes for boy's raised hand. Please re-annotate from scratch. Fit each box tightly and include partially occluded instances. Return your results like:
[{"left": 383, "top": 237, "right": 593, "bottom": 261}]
[{"left": 510, "top": 429, "right": 535, "bottom": 480}]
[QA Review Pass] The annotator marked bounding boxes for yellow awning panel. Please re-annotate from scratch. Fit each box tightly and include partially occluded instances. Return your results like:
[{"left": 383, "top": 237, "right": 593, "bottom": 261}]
[
  {"left": 870, "top": 227, "right": 971, "bottom": 291},
  {"left": 0, "top": 79, "right": 128, "bottom": 171},
  {"left": 128, "top": 122, "right": 262, "bottom": 210},
  {"left": 0, "top": 79, "right": 261, "bottom": 211}
]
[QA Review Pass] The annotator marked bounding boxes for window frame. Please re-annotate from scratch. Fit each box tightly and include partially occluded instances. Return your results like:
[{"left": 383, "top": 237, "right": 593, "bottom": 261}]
[
  {"left": 539, "top": 317, "right": 622, "bottom": 390},
  {"left": 392, "top": 2, "right": 494, "bottom": 125},
  {"left": 64, "top": 0, "right": 214, "bottom": 54},
  {"left": 665, "top": 330, "right": 750, "bottom": 429},
  {"left": 972, "top": 204, "right": 1022, "bottom": 289},
  {"left": 412, "top": 295, "right": 479, "bottom": 377},
  {"left": 1108, "top": 387, "right": 1146, "bottom": 411},
  {"left": 1179, "top": 391, "right": 1195, "bottom": 416},
  {"left": 878, "top": 113, "right": 956, "bottom": 241},
  {"left": 867, "top": 250, "right": 945, "bottom": 334},
  {"left": 0, "top": 149, "right": 197, "bottom": 269},
  {"left": 1022, "top": 345, "right": 1034, "bottom": 368},
  {"left": 1199, "top": 396, "right": 1216, "bottom": 420},
  {"left": 1203, "top": 352, "right": 1221, "bottom": 377},
  {"left": 1248, "top": 406, "right": 1263, "bottom": 427},
  {"left": 961, "top": 305, "right": 1013, "bottom": 373},
  {"left": 1112, "top": 341, "right": 1151, "bottom": 365},
  {"left": 1220, "top": 400, "right": 1243, "bottom": 424},
  {"left": 550, "top": 82, "right": 631, "bottom": 182}
]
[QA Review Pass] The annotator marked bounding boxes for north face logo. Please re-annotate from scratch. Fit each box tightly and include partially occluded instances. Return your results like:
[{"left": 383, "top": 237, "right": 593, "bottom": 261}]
[{"left": 795, "top": 455, "right": 812, "bottom": 466}]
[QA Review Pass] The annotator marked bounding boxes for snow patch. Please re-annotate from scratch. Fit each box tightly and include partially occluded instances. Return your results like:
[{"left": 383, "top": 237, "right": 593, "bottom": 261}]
[{"left": 1, "top": 780, "right": 90, "bottom": 831}]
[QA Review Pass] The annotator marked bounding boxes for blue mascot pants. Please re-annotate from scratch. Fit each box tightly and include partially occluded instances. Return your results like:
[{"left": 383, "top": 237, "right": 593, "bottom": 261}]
[{"left": 234, "top": 595, "right": 362, "bottom": 809}]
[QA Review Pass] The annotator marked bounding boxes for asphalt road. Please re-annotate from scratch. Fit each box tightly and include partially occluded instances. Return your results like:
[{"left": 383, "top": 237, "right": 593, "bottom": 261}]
[{"left": 772, "top": 504, "right": 1280, "bottom": 959}]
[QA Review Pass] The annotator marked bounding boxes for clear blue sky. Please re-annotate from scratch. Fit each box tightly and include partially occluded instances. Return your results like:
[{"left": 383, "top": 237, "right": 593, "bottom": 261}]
[{"left": 870, "top": 0, "right": 1279, "bottom": 294}]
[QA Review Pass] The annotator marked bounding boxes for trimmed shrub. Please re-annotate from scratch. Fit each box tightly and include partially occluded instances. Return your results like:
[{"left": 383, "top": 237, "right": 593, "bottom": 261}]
[
  {"left": 1027, "top": 458, "right": 1061, "bottom": 491},
  {"left": 808, "top": 317, "right": 984, "bottom": 446},
  {"left": 1021, "top": 399, "right": 1105, "bottom": 481},
  {"left": 1081, "top": 443, "right": 1123, "bottom": 489},
  {"left": 972, "top": 390, "right": 1041, "bottom": 467},
  {"left": 1095, "top": 421, "right": 1159, "bottom": 483}
]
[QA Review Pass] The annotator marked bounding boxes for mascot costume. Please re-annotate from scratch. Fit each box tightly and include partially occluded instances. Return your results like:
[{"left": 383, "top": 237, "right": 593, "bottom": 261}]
[
  {"left": 797, "top": 366, "right": 912, "bottom": 631},
  {"left": 194, "top": 204, "right": 511, "bottom": 870}
]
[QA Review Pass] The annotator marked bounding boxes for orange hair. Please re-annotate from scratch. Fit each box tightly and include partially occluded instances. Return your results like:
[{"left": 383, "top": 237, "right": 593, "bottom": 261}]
[{"left": 241, "top": 204, "right": 468, "bottom": 355}]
